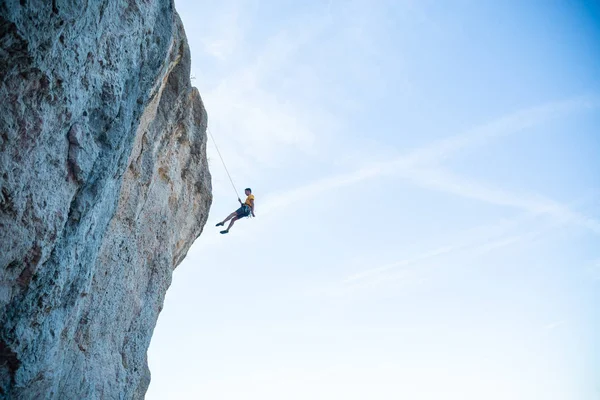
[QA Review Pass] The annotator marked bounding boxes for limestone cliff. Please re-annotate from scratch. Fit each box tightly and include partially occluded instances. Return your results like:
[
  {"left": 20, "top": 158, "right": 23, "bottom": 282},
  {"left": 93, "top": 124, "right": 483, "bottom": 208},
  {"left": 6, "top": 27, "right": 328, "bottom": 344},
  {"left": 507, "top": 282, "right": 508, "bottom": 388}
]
[{"left": 0, "top": 0, "right": 212, "bottom": 398}]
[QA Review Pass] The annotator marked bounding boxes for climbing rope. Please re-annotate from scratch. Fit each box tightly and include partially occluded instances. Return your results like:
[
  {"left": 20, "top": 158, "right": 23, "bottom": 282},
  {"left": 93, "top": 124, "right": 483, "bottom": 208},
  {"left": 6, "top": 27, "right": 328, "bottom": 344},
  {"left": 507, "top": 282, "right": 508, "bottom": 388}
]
[{"left": 207, "top": 126, "right": 240, "bottom": 200}]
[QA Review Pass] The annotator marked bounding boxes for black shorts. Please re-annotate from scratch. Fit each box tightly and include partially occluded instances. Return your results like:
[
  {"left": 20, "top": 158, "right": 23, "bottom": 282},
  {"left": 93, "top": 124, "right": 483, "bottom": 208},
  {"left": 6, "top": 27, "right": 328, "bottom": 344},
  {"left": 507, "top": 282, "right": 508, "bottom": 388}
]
[{"left": 235, "top": 205, "right": 250, "bottom": 218}]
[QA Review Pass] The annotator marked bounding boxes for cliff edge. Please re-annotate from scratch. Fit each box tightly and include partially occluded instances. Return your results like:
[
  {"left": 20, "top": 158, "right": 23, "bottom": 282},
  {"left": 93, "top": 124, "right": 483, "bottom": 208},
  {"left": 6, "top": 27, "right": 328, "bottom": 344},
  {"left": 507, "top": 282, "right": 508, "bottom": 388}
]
[{"left": 0, "top": 1, "right": 212, "bottom": 398}]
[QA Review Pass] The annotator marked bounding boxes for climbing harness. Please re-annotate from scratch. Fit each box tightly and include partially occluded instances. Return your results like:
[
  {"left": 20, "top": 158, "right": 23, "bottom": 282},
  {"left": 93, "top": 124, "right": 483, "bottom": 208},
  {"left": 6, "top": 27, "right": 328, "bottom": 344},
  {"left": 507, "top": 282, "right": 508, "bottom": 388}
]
[{"left": 240, "top": 204, "right": 251, "bottom": 218}]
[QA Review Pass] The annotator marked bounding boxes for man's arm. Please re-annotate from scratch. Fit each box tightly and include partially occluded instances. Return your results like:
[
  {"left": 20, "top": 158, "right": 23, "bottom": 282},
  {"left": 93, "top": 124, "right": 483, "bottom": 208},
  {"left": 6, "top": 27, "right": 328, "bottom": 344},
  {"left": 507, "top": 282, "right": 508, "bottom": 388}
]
[{"left": 249, "top": 199, "right": 255, "bottom": 217}]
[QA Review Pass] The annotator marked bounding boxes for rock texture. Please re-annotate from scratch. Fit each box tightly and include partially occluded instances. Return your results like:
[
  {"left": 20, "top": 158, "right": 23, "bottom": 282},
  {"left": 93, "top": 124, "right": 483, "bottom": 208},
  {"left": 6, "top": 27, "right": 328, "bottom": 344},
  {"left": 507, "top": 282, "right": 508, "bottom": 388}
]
[{"left": 0, "top": 0, "right": 212, "bottom": 398}]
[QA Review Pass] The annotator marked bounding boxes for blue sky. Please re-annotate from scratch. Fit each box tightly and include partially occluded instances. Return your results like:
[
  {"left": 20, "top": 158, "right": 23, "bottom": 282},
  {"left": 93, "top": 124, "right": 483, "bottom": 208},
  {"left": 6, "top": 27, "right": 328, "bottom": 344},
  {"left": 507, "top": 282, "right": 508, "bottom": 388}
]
[{"left": 146, "top": 1, "right": 600, "bottom": 399}]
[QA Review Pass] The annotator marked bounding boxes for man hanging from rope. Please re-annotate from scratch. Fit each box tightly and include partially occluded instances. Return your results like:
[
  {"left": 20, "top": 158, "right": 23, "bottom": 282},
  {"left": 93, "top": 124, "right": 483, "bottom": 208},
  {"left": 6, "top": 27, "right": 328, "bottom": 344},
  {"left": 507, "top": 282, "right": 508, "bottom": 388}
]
[{"left": 216, "top": 188, "right": 255, "bottom": 234}]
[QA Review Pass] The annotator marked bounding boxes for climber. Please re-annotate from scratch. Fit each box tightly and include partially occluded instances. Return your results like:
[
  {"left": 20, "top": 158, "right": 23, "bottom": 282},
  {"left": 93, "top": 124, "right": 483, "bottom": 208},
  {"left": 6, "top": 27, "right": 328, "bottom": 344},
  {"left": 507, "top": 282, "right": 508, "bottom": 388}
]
[{"left": 216, "top": 188, "right": 255, "bottom": 234}]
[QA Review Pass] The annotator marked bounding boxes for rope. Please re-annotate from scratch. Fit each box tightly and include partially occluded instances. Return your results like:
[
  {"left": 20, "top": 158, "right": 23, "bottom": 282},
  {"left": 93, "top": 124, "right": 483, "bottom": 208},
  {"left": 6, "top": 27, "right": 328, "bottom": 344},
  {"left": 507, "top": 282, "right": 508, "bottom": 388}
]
[{"left": 207, "top": 126, "right": 240, "bottom": 199}]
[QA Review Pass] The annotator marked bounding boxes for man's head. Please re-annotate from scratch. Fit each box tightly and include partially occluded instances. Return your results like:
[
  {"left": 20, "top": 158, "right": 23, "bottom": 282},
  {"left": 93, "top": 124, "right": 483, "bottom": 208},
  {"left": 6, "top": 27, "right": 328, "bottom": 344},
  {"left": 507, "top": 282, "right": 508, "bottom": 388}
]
[{"left": 245, "top": 188, "right": 252, "bottom": 195}]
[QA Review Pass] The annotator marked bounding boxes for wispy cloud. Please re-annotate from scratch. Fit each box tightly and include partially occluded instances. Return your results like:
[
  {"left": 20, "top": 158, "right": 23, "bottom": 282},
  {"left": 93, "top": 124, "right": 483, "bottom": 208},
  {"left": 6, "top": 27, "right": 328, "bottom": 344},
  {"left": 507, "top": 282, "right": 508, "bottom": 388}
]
[
  {"left": 543, "top": 319, "right": 567, "bottom": 331},
  {"left": 336, "top": 192, "right": 598, "bottom": 292},
  {"left": 198, "top": 4, "right": 243, "bottom": 61},
  {"left": 260, "top": 96, "right": 599, "bottom": 215},
  {"left": 324, "top": 218, "right": 564, "bottom": 296},
  {"left": 397, "top": 96, "right": 598, "bottom": 167},
  {"left": 401, "top": 167, "right": 600, "bottom": 234},
  {"left": 342, "top": 217, "right": 551, "bottom": 284},
  {"left": 199, "top": 7, "right": 339, "bottom": 175}
]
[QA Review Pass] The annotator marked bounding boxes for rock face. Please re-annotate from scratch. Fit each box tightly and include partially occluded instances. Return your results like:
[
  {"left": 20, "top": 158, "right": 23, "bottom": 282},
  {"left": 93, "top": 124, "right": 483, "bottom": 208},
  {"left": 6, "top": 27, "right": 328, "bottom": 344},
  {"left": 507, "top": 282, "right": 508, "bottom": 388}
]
[{"left": 0, "top": 1, "right": 212, "bottom": 398}]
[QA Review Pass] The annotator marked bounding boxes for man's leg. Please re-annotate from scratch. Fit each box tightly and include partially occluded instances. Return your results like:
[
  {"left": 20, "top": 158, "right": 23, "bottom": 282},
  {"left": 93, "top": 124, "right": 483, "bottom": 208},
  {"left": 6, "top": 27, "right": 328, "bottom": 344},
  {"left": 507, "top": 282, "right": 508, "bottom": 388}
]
[
  {"left": 216, "top": 211, "right": 237, "bottom": 226},
  {"left": 221, "top": 216, "right": 239, "bottom": 233}
]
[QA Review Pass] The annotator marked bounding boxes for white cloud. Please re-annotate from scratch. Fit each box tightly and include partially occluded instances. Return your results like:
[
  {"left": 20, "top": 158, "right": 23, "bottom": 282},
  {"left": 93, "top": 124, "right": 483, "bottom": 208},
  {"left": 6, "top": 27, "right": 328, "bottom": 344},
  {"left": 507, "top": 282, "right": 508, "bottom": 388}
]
[
  {"left": 543, "top": 319, "right": 567, "bottom": 331},
  {"left": 335, "top": 190, "right": 598, "bottom": 292},
  {"left": 198, "top": 7, "right": 339, "bottom": 174},
  {"left": 397, "top": 96, "right": 598, "bottom": 167},
  {"left": 331, "top": 215, "right": 559, "bottom": 294},
  {"left": 259, "top": 96, "right": 599, "bottom": 217},
  {"left": 199, "top": 6, "right": 242, "bottom": 61},
  {"left": 401, "top": 167, "right": 600, "bottom": 234}
]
